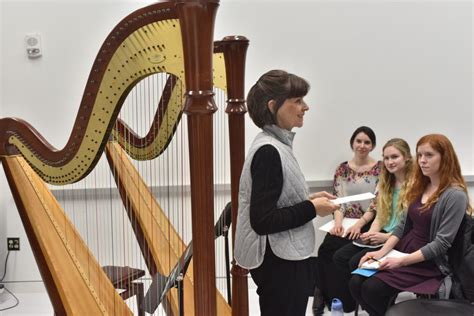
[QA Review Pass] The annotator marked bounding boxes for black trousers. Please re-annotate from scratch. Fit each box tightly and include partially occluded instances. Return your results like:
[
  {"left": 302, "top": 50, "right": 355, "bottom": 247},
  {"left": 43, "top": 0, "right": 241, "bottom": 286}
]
[
  {"left": 314, "top": 233, "right": 356, "bottom": 312},
  {"left": 250, "top": 245, "right": 314, "bottom": 316},
  {"left": 314, "top": 221, "right": 372, "bottom": 313},
  {"left": 333, "top": 229, "right": 386, "bottom": 272},
  {"left": 333, "top": 243, "right": 374, "bottom": 273},
  {"left": 349, "top": 274, "right": 400, "bottom": 316}
]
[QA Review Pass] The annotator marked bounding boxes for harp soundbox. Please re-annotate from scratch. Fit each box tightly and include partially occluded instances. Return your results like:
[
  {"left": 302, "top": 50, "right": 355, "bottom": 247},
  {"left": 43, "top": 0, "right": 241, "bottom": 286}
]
[{"left": 0, "top": 1, "right": 249, "bottom": 315}]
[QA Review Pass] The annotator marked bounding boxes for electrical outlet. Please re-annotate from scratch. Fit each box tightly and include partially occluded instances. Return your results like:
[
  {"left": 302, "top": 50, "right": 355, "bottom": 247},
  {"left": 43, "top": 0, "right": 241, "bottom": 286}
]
[{"left": 7, "top": 237, "right": 20, "bottom": 251}]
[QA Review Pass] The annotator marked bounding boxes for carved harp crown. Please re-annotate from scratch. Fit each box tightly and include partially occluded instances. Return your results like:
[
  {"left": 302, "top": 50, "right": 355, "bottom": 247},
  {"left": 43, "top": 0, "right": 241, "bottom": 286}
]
[{"left": 0, "top": 0, "right": 249, "bottom": 315}]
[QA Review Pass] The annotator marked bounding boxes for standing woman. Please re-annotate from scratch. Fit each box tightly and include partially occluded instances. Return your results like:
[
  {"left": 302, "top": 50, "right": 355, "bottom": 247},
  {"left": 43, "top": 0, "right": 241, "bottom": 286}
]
[
  {"left": 333, "top": 138, "right": 414, "bottom": 273},
  {"left": 234, "top": 70, "right": 339, "bottom": 316},
  {"left": 350, "top": 134, "right": 471, "bottom": 316},
  {"left": 313, "top": 126, "right": 381, "bottom": 315}
]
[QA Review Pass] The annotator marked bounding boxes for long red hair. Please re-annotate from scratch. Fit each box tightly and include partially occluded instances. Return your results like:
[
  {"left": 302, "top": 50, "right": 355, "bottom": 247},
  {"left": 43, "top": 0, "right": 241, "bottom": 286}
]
[{"left": 406, "top": 134, "right": 472, "bottom": 213}]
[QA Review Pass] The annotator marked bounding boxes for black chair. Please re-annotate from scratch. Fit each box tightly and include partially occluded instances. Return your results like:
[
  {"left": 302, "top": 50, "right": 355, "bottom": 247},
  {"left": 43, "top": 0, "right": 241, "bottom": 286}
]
[{"left": 386, "top": 298, "right": 474, "bottom": 316}]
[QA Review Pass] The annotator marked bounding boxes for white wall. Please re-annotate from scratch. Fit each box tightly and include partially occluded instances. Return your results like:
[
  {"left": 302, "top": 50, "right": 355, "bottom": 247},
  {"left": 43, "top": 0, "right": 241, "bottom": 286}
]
[
  {"left": 0, "top": 0, "right": 472, "bottom": 298},
  {"left": 215, "top": 0, "right": 473, "bottom": 180},
  {"left": 1, "top": 0, "right": 472, "bottom": 177}
]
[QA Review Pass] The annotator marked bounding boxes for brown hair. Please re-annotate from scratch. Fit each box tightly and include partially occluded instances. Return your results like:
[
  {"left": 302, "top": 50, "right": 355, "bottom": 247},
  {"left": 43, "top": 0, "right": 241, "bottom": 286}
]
[
  {"left": 247, "top": 70, "right": 309, "bottom": 128},
  {"left": 350, "top": 126, "right": 376, "bottom": 149},
  {"left": 406, "top": 134, "right": 472, "bottom": 213}
]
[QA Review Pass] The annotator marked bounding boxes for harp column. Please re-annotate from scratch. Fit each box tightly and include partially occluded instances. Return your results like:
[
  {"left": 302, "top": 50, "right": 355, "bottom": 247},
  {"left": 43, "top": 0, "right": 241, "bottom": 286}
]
[
  {"left": 216, "top": 36, "right": 250, "bottom": 316},
  {"left": 176, "top": 1, "right": 220, "bottom": 315}
]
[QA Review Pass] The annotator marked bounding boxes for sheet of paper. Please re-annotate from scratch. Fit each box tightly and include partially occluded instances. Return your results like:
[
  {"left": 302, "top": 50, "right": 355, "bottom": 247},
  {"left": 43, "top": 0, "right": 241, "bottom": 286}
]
[
  {"left": 331, "top": 192, "right": 376, "bottom": 205},
  {"left": 352, "top": 238, "right": 384, "bottom": 249},
  {"left": 360, "top": 249, "right": 409, "bottom": 270},
  {"left": 318, "top": 218, "right": 359, "bottom": 233}
]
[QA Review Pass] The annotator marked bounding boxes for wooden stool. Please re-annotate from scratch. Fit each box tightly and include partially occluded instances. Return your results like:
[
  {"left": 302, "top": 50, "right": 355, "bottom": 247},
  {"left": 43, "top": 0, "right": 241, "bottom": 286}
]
[{"left": 103, "top": 265, "right": 146, "bottom": 316}]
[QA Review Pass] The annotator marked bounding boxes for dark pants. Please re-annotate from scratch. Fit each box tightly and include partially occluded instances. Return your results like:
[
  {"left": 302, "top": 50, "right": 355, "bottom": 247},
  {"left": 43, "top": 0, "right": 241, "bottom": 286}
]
[
  {"left": 250, "top": 244, "right": 313, "bottom": 316},
  {"left": 349, "top": 275, "right": 400, "bottom": 316},
  {"left": 314, "top": 221, "right": 373, "bottom": 313},
  {"left": 314, "top": 233, "right": 356, "bottom": 312},
  {"left": 333, "top": 243, "right": 374, "bottom": 273},
  {"left": 334, "top": 229, "right": 386, "bottom": 273}
]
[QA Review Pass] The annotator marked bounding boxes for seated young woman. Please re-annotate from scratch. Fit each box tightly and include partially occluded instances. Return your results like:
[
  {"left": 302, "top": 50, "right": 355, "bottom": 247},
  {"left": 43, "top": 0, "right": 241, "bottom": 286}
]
[
  {"left": 312, "top": 126, "right": 381, "bottom": 315},
  {"left": 333, "top": 138, "right": 414, "bottom": 273},
  {"left": 349, "top": 134, "right": 472, "bottom": 316}
]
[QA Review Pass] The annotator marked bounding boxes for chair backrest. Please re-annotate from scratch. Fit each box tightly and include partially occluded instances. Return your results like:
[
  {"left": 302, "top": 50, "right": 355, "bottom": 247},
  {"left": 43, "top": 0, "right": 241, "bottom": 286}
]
[
  {"left": 448, "top": 213, "right": 474, "bottom": 302},
  {"left": 386, "top": 298, "right": 474, "bottom": 316}
]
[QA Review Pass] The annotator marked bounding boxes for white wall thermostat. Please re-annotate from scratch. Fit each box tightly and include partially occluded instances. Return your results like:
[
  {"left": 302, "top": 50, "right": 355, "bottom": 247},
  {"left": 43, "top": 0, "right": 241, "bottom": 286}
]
[{"left": 25, "top": 33, "right": 42, "bottom": 59}]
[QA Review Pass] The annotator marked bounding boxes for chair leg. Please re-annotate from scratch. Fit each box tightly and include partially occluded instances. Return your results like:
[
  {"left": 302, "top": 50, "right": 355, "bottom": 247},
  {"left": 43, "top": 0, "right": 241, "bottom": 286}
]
[{"left": 354, "top": 303, "right": 359, "bottom": 316}]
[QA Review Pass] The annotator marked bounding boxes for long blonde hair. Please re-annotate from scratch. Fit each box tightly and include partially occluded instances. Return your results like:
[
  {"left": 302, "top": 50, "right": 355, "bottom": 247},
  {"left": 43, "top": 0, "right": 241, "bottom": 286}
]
[
  {"left": 406, "top": 134, "right": 472, "bottom": 213},
  {"left": 377, "top": 138, "right": 414, "bottom": 227}
]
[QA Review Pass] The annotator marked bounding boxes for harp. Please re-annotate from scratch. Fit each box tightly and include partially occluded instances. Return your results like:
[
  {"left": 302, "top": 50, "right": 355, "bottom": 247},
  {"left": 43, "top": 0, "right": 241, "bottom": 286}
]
[{"left": 0, "top": 0, "right": 249, "bottom": 315}]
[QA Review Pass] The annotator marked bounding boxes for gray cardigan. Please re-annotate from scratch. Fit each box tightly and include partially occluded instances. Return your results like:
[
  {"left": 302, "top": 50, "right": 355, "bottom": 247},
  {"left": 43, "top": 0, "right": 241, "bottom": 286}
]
[{"left": 392, "top": 186, "right": 468, "bottom": 297}]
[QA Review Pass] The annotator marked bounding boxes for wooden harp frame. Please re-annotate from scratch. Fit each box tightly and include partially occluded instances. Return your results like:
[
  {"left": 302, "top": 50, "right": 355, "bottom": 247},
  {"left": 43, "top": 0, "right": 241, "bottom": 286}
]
[{"left": 0, "top": 0, "right": 250, "bottom": 315}]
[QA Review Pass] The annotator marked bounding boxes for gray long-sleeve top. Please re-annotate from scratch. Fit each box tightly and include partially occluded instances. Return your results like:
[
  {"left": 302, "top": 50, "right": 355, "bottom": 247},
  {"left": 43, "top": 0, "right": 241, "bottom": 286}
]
[{"left": 392, "top": 186, "right": 468, "bottom": 274}]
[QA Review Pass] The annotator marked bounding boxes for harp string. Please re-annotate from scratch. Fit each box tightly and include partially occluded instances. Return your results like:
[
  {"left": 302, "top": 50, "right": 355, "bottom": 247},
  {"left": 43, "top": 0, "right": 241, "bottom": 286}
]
[
  {"left": 119, "top": 72, "right": 188, "bottom": 314},
  {"left": 43, "top": 39, "right": 242, "bottom": 314},
  {"left": 48, "top": 73, "right": 233, "bottom": 315},
  {"left": 215, "top": 86, "right": 230, "bottom": 301}
]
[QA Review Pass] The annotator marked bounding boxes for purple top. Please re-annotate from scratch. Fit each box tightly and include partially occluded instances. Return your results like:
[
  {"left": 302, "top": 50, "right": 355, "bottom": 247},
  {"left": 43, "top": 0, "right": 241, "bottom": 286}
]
[{"left": 375, "top": 198, "right": 443, "bottom": 294}]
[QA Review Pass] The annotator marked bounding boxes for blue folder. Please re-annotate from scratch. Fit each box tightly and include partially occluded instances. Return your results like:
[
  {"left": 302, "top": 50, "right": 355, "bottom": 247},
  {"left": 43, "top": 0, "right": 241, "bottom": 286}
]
[{"left": 351, "top": 268, "right": 377, "bottom": 277}]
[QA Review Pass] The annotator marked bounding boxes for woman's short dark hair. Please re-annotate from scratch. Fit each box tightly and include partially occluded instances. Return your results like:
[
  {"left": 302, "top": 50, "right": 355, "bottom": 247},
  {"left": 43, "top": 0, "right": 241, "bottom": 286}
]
[
  {"left": 246, "top": 69, "right": 309, "bottom": 128},
  {"left": 350, "top": 126, "right": 376, "bottom": 149}
]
